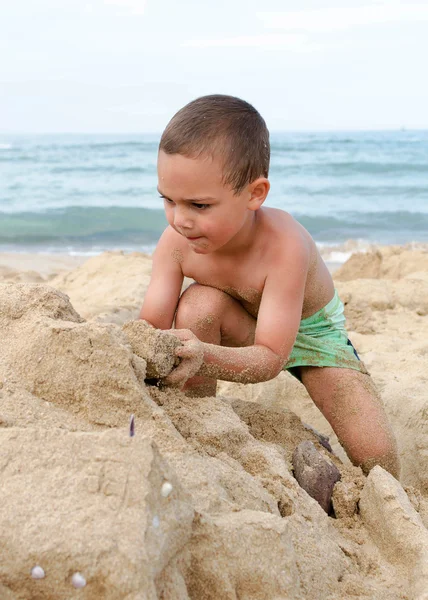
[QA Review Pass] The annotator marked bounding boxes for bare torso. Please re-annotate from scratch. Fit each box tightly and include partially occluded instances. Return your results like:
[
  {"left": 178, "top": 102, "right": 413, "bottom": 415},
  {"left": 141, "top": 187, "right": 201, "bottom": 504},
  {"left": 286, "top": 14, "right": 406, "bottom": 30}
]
[{"left": 173, "top": 207, "right": 334, "bottom": 320}]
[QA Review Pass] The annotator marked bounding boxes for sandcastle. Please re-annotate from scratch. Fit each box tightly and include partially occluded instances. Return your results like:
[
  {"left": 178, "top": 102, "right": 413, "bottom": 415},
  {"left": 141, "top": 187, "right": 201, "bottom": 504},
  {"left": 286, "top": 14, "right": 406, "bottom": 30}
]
[{"left": 1, "top": 247, "right": 428, "bottom": 598}]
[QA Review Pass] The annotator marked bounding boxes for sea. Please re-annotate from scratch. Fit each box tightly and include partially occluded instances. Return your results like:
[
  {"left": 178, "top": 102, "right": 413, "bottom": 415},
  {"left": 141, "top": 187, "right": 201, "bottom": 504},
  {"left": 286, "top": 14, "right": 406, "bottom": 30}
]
[{"left": 1, "top": 131, "right": 427, "bottom": 265}]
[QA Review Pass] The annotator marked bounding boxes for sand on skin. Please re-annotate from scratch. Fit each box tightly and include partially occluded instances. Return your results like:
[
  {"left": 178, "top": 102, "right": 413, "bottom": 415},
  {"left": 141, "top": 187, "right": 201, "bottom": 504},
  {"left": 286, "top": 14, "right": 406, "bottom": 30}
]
[{"left": 0, "top": 245, "right": 428, "bottom": 599}]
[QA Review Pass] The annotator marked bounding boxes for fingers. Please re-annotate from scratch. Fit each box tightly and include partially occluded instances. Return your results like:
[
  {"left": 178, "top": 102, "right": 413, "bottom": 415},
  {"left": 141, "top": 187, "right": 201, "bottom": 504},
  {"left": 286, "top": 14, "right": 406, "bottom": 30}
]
[
  {"left": 175, "top": 343, "right": 199, "bottom": 358},
  {"left": 165, "top": 328, "right": 195, "bottom": 342},
  {"left": 160, "top": 329, "right": 203, "bottom": 389},
  {"left": 163, "top": 363, "right": 192, "bottom": 387},
  {"left": 163, "top": 352, "right": 204, "bottom": 388}
]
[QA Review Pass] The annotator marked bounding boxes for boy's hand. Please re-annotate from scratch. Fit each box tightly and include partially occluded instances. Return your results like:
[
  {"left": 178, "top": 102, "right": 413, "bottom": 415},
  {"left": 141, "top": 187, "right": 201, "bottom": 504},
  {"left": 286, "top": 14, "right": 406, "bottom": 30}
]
[{"left": 162, "top": 329, "right": 204, "bottom": 388}]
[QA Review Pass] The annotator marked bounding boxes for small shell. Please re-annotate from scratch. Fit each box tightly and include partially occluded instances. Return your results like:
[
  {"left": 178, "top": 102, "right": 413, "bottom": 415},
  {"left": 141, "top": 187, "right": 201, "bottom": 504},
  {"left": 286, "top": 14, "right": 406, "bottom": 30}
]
[
  {"left": 129, "top": 414, "right": 135, "bottom": 437},
  {"left": 31, "top": 566, "right": 45, "bottom": 580},
  {"left": 71, "top": 572, "right": 86, "bottom": 589},
  {"left": 152, "top": 515, "right": 160, "bottom": 528},
  {"left": 161, "top": 481, "right": 173, "bottom": 498}
]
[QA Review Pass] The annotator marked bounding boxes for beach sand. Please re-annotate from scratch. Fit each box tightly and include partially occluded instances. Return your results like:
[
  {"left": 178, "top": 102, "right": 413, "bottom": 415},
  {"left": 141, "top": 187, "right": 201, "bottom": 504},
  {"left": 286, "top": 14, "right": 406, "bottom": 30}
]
[{"left": 1, "top": 245, "right": 428, "bottom": 598}]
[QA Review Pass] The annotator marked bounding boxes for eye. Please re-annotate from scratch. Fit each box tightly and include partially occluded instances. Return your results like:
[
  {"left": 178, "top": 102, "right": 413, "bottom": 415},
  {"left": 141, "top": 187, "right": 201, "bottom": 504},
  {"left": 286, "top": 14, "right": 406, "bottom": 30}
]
[
  {"left": 192, "top": 203, "right": 210, "bottom": 210},
  {"left": 160, "top": 195, "right": 174, "bottom": 204}
]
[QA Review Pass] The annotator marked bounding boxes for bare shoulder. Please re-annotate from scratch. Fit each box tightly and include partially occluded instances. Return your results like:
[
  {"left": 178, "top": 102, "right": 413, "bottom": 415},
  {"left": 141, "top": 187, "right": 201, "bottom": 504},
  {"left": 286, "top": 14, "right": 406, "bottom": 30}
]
[
  {"left": 260, "top": 208, "right": 334, "bottom": 315},
  {"left": 157, "top": 224, "right": 188, "bottom": 252},
  {"left": 154, "top": 225, "right": 190, "bottom": 267},
  {"left": 261, "top": 208, "right": 312, "bottom": 266}
]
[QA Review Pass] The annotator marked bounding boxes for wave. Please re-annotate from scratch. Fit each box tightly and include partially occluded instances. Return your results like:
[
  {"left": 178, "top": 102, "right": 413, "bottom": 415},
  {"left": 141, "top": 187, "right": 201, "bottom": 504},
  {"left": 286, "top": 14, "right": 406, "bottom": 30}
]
[
  {"left": 1, "top": 207, "right": 428, "bottom": 252},
  {"left": 54, "top": 140, "right": 160, "bottom": 151},
  {"left": 49, "top": 165, "right": 156, "bottom": 175},
  {"left": 295, "top": 211, "right": 428, "bottom": 242},
  {"left": 0, "top": 206, "right": 167, "bottom": 246},
  {"left": 270, "top": 161, "right": 428, "bottom": 176},
  {"left": 8, "top": 140, "right": 160, "bottom": 153}
]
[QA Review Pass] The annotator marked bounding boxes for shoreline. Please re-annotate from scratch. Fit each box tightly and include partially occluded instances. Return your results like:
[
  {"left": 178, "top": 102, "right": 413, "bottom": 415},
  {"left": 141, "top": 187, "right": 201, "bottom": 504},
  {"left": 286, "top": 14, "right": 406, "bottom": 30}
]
[
  {"left": 1, "top": 241, "right": 428, "bottom": 280},
  {"left": 0, "top": 250, "right": 344, "bottom": 277},
  {"left": 0, "top": 252, "right": 89, "bottom": 279}
]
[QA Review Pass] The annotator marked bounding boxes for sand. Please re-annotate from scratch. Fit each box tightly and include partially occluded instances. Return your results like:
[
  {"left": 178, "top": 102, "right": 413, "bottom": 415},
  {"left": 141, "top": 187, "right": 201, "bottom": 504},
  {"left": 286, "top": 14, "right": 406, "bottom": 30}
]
[{"left": 1, "top": 245, "right": 428, "bottom": 599}]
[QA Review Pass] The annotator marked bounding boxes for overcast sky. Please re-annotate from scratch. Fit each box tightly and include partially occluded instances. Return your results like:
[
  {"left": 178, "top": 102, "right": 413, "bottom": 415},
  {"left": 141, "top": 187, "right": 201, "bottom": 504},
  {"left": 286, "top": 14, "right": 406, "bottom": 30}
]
[{"left": 1, "top": 0, "right": 427, "bottom": 133}]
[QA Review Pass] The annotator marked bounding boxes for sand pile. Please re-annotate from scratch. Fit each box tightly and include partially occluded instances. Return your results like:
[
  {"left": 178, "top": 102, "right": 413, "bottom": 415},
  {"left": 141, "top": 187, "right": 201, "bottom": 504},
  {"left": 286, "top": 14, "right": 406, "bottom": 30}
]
[
  {"left": 1, "top": 246, "right": 428, "bottom": 599},
  {"left": 49, "top": 251, "right": 154, "bottom": 324}
]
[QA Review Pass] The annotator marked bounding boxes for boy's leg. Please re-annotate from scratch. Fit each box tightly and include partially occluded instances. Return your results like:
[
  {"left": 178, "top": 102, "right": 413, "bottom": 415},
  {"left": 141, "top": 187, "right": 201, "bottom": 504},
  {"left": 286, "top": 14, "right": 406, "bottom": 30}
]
[
  {"left": 174, "top": 284, "right": 256, "bottom": 397},
  {"left": 298, "top": 366, "right": 400, "bottom": 478}
]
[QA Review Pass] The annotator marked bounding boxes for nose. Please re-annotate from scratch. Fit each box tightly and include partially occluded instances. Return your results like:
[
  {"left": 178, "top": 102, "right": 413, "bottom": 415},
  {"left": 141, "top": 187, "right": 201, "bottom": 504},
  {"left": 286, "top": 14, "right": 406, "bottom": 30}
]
[{"left": 173, "top": 206, "right": 193, "bottom": 230}]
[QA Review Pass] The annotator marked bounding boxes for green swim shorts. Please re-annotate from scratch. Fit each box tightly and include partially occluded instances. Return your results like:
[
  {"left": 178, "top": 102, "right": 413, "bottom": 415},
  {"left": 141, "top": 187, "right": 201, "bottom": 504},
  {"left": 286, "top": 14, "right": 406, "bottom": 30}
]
[{"left": 284, "top": 290, "right": 368, "bottom": 378}]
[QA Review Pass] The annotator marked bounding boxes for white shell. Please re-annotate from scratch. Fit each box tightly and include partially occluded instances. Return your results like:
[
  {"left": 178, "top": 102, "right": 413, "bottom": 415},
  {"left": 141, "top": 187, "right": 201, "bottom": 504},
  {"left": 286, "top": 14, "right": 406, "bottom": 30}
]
[
  {"left": 71, "top": 572, "right": 87, "bottom": 588},
  {"left": 31, "top": 566, "right": 45, "bottom": 579},
  {"left": 161, "top": 482, "right": 173, "bottom": 498},
  {"left": 152, "top": 515, "right": 160, "bottom": 528}
]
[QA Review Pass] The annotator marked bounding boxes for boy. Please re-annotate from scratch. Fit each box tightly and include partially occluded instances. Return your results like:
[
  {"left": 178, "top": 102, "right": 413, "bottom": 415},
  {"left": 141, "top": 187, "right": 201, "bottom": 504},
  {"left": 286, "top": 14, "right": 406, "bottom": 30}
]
[{"left": 140, "top": 94, "right": 399, "bottom": 477}]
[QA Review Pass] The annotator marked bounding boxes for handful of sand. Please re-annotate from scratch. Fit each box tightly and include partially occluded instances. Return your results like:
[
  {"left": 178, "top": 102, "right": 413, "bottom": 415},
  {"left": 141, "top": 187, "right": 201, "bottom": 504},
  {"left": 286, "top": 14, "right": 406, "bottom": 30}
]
[{"left": 122, "top": 320, "right": 181, "bottom": 379}]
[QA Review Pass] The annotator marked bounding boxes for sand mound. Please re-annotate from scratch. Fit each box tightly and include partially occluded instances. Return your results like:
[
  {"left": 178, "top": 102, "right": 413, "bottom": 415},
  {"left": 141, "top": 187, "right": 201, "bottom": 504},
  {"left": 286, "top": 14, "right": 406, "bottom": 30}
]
[
  {"left": 50, "top": 251, "right": 153, "bottom": 323},
  {"left": 334, "top": 244, "right": 428, "bottom": 281},
  {"left": 0, "top": 265, "right": 44, "bottom": 283},
  {"left": 0, "top": 283, "right": 151, "bottom": 427},
  {"left": 0, "top": 428, "right": 194, "bottom": 600},
  {"left": 1, "top": 246, "right": 428, "bottom": 598},
  {"left": 49, "top": 251, "right": 193, "bottom": 325}
]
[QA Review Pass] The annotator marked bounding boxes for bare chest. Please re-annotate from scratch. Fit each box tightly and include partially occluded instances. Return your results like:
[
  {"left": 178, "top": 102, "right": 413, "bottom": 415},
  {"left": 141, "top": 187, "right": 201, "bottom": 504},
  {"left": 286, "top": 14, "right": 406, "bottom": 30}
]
[{"left": 182, "top": 256, "right": 265, "bottom": 317}]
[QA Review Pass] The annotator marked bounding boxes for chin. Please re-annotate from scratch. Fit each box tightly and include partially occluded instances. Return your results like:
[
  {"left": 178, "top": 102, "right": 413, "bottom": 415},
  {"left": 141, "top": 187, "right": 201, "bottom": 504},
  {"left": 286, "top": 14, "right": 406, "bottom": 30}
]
[{"left": 191, "top": 245, "right": 212, "bottom": 255}]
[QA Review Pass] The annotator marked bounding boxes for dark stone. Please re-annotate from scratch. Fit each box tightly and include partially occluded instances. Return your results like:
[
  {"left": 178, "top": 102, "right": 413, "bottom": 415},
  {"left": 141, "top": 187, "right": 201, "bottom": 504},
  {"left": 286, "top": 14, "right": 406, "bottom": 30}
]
[
  {"left": 292, "top": 441, "right": 341, "bottom": 513},
  {"left": 302, "top": 422, "right": 334, "bottom": 453}
]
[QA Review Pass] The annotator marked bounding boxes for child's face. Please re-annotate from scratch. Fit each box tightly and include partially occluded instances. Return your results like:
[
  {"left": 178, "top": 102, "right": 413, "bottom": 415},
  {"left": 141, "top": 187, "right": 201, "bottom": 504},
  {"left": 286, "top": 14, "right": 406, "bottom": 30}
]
[{"left": 157, "top": 151, "right": 259, "bottom": 254}]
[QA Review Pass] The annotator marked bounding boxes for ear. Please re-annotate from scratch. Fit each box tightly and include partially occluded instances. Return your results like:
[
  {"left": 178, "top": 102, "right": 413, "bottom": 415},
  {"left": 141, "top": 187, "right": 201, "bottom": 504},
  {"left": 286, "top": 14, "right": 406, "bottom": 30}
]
[{"left": 247, "top": 178, "right": 270, "bottom": 211}]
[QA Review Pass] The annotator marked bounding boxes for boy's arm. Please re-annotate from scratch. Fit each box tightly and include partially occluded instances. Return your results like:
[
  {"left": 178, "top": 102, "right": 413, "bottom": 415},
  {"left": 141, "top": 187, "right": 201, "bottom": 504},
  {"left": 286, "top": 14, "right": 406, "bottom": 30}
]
[
  {"left": 139, "top": 228, "right": 184, "bottom": 330},
  {"left": 197, "top": 239, "right": 309, "bottom": 383}
]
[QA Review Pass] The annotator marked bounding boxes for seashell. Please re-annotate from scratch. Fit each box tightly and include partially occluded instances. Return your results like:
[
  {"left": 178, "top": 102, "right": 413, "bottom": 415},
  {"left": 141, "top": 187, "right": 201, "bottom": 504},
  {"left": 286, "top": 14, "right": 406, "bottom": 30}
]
[
  {"left": 71, "top": 572, "right": 86, "bottom": 588},
  {"left": 31, "top": 566, "right": 45, "bottom": 579},
  {"left": 152, "top": 515, "right": 160, "bottom": 528},
  {"left": 161, "top": 481, "right": 173, "bottom": 498}
]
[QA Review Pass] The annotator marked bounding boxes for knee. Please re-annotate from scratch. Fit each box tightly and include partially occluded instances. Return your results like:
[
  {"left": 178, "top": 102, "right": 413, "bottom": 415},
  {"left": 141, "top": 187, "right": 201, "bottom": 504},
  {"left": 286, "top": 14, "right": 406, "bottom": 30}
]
[{"left": 175, "top": 284, "right": 228, "bottom": 329}]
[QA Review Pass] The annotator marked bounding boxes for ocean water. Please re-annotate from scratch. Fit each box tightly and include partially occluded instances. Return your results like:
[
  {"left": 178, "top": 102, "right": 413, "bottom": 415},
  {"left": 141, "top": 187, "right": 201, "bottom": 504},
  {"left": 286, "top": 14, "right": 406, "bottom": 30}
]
[{"left": 1, "top": 131, "right": 427, "bottom": 262}]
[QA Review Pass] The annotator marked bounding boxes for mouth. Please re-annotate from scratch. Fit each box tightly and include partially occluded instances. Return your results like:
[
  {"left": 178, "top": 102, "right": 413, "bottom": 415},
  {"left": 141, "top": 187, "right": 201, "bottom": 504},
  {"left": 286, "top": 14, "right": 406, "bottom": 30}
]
[{"left": 186, "top": 236, "right": 202, "bottom": 241}]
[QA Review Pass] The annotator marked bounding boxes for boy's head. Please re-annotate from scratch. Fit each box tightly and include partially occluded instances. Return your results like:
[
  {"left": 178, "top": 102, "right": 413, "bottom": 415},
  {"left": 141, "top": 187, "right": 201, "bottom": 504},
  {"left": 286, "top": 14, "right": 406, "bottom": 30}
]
[
  {"left": 159, "top": 94, "right": 270, "bottom": 194},
  {"left": 157, "top": 95, "right": 271, "bottom": 254}
]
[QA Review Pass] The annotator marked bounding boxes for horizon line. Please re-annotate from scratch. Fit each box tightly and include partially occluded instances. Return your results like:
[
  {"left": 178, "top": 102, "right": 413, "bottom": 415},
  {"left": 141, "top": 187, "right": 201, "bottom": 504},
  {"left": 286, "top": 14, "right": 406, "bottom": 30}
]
[{"left": 1, "top": 127, "right": 427, "bottom": 136}]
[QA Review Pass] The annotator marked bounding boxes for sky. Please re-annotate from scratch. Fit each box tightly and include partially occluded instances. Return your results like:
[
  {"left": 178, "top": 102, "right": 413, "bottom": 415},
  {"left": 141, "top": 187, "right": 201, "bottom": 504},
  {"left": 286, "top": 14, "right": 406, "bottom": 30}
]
[{"left": 1, "top": 0, "right": 428, "bottom": 133}]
